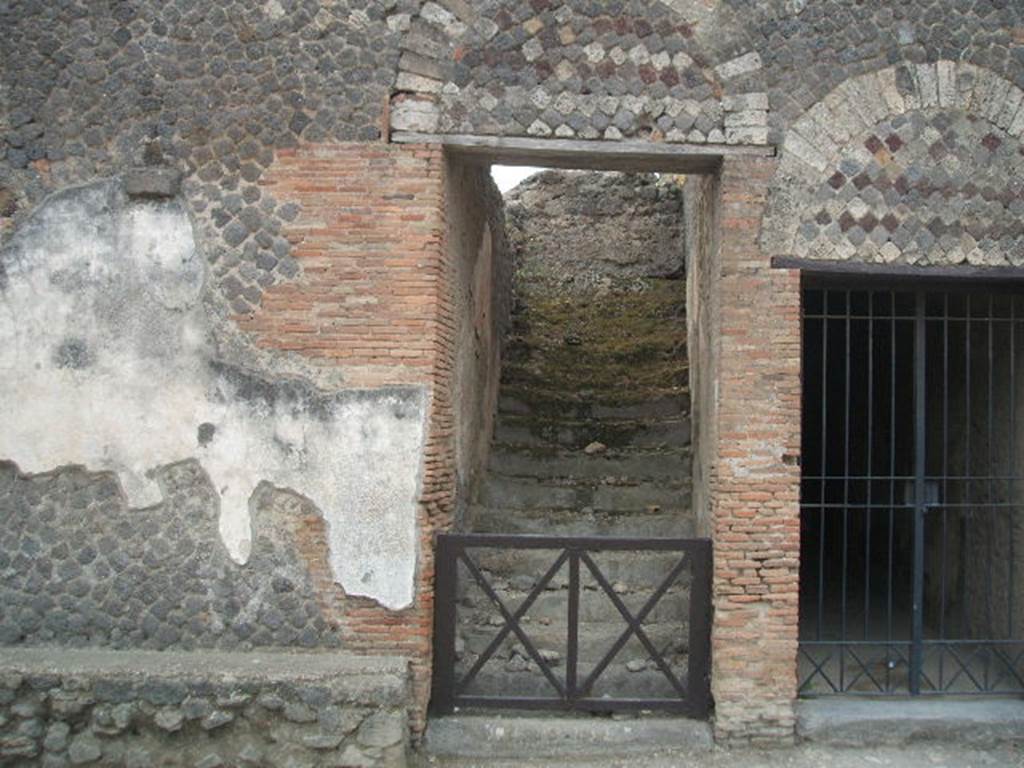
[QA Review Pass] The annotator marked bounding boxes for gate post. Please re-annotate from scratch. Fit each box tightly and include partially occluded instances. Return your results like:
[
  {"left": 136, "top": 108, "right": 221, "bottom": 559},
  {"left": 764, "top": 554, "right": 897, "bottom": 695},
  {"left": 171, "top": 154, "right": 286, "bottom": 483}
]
[
  {"left": 431, "top": 534, "right": 458, "bottom": 715},
  {"left": 705, "top": 155, "right": 802, "bottom": 745}
]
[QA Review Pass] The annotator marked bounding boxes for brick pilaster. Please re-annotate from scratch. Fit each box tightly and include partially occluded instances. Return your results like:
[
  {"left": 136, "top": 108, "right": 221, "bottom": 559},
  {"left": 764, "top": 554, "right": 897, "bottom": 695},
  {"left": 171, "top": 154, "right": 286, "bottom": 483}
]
[{"left": 709, "top": 155, "right": 802, "bottom": 745}]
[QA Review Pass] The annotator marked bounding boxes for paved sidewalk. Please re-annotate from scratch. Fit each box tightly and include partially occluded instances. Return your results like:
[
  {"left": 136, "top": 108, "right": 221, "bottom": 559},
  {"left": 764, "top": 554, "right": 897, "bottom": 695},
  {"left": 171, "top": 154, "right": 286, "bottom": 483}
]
[{"left": 415, "top": 744, "right": 1023, "bottom": 768}]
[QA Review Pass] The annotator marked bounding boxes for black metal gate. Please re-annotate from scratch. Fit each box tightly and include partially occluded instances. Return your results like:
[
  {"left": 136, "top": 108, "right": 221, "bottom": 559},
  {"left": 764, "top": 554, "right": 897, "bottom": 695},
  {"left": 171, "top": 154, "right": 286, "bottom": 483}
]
[
  {"left": 799, "top": 281, "right": 1024, "bottom": 696},
  {"left": 431, "top": 534, "right": 711, "bottom": 716}
]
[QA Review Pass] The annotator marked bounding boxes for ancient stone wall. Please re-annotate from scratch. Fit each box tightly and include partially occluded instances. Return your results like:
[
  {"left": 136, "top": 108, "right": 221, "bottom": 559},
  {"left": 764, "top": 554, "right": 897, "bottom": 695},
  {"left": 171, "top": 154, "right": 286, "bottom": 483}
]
[
  {"left": 390, "top": 1, "right": 1024, "bottom": 149},
  {"left": 506, "top": 170, "right": 686, "bottom": 290},
  {"left": 1, "top": 0, "right": 407, "bottom": 312},
  {"left": 4, "top": 0, "right": 1024, "bottom": 750},
  {"left": 0, "top": 648, "right": 410, "bottom": 767},
  {"left": 0, "top": 146, "right": 448, "bottom": 737}
]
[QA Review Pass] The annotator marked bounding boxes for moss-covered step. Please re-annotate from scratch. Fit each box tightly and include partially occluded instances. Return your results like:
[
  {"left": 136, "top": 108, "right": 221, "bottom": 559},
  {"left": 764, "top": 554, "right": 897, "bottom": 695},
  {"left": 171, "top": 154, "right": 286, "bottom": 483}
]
[
  {"left": 486, "top": 448, "right": 691, "bottom": 483},
  {"left": 493, "top": 415, "right": 690, "bottom": 451},
  {"left": 467, "top": 506, "right": 694, "bottom": 538}
]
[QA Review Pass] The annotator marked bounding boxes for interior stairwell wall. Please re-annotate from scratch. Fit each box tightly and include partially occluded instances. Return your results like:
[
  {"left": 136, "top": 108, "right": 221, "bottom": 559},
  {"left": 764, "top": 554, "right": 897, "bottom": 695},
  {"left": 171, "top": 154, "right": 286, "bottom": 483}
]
[
  {"left": 445, "top": 156, "right": 513, "bottom": 524},
  {"left": 685, "top": 173, "right": 722, "bottom": 540}
]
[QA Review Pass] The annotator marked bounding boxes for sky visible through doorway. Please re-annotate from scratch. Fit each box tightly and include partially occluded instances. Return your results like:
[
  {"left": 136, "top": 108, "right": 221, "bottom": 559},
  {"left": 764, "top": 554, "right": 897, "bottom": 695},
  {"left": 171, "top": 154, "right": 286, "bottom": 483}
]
[{"left": 491, "top": 165, "right": 543, "bottom": 193}]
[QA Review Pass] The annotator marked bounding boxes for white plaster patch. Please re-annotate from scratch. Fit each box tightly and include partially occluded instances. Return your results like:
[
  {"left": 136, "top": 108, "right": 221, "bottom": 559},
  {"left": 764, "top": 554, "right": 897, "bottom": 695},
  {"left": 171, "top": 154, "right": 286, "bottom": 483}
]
[{"left": 0, "top": 182, "right": 426, "bottom": 610}]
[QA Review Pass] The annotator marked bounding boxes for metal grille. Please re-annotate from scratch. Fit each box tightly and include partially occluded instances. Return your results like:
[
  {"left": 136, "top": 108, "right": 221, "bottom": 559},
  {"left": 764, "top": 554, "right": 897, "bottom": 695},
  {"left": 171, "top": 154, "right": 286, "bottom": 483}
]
[
  {"left": 799, "top": 282, "right": 1024, "bottom": 696},
  {"left": 431, "top": 534, "right": 711, "bottom": 716}
]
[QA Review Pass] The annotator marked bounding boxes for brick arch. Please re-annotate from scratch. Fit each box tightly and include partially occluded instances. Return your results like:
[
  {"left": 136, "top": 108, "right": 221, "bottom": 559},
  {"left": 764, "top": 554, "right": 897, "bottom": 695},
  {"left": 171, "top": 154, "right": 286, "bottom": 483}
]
[
  {"left": 763, "top": 61, "right": 1024, "bottom": 266},
  {"left": 386, "top": 1, "right": 771, "bottom": 146}
]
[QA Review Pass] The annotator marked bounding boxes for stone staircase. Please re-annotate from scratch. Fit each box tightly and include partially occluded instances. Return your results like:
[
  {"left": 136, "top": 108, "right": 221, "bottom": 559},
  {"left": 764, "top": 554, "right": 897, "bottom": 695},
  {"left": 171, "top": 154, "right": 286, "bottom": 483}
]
[
  {"left": 454, "top": 384, "right": 696, "bottom": 699},
  {"left": 453, "top": 209, "right": 695, "bottom": 701}
]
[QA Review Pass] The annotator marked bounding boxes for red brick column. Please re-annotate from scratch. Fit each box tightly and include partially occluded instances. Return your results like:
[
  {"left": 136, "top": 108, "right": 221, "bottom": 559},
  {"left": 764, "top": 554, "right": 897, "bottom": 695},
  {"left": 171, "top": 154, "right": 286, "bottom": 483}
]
[
  {"left": 239, "top": 142, "right": 454, "bottom": 736},
  {"left": 709, "top": 155, "right": 802, "bottom": 745}
]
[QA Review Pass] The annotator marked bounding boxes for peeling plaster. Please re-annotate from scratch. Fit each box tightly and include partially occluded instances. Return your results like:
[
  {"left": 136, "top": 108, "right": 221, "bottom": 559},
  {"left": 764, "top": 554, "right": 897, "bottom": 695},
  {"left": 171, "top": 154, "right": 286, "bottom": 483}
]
[{"left": 0, "top": 181, "right": 425, "bottom": 610}]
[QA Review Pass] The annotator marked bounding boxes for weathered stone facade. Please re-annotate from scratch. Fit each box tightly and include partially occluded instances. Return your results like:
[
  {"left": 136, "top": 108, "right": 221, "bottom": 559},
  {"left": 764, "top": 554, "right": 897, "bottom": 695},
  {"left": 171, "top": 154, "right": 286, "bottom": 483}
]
[
  {"left": 0, "top": 461, "right": 344, "bottom": 651},
  {"left": 763, "top": 61, "right": 1024, "bottom": 266},
  {"left": 3, "top": 0, "right": 1024, "bottom": 756},
  {"left": 1, "top": 0, "right": 406, "bottom": 314}
]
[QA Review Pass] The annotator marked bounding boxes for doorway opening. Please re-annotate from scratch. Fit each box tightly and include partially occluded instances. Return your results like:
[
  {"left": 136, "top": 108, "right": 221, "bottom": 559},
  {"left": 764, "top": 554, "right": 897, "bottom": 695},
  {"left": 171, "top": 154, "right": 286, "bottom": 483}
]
[
  {"left": 432, "top": 143, "right": 722, "bottom": 717},
  {"left": 798, "top": 280, "right": 1024, "bottom": 696}
]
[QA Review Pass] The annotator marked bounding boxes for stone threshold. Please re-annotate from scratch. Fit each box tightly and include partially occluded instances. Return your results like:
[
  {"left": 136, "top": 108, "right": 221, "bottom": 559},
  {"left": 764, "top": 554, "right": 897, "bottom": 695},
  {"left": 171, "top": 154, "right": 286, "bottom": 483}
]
[
  {"left": 423, "top": 713, "right": 713, "bottom": 760},
  {"left": 796, "top": 697, "right": 1024, "bottom": 747}
]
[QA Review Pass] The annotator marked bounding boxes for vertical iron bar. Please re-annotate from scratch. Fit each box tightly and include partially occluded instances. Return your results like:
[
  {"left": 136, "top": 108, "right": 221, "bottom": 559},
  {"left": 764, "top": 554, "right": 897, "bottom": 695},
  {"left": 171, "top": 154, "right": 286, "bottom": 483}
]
[
  {"left": 866, "top": 294, "right": 874, "bottom": 640},
  {"left": 888, "top": 290, "right": 896, "bottom": 690},
  {"left": 986, "top": 294, "right": 994, "bottom": 690},
  {"left": 1010, "top": 295, "right": 1017, "bottom": 637},
  {"left": 431, "top": 535, "right": 459, "bottom": 715},
  {"left": 818, "top": 292, "right": 829, "bottom": 642},
  {"left": 841, "top": 291, "right": 851, "bottom": 690},
  {"left": 911, "top": 291, "right": 926, "bottom": 695},
  {"left": 962, "top": 294, "right": 972, "bottom": 640},
  {"left": 940, "top": 292, "right": 949, "bottom": 690},
  {"left": 567, "top": 549, "right": 580, "bottom": 702}
]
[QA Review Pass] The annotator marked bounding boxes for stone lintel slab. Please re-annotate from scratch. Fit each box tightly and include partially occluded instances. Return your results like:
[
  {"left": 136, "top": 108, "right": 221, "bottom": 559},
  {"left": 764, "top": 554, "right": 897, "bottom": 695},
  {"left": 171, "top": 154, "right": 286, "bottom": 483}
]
[{"left": 391, "top": 131, "right": 775, "bottom": 174}]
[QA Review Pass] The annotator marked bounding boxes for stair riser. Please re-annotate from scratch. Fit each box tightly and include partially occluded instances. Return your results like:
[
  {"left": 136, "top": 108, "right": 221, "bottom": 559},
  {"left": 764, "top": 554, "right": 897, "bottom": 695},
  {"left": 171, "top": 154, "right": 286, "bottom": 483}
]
[
  {"left": 467, "top": 550, "right": 696, "bottom": 590},
  {"left": 494, "top": 419, "right": 690, "bottom": 451},
  {"left": 478, "top": 477, "right": 690, "bottom": 512},
  {"left": 468, "top": 509, "right": 695, "bottom": 537},
  {"left": 458, "top": 589, "right": 691, "bottom": 624},
  {"left": 488, "top": 451, "right": 691, "bottom": 482},
  {"left": 451, "top": 667, "right": 692, "bottom": 700},
  {"left": 457, "top": 624, "right": 689, "bottom": 664},
  {"left": 498, "top": 395, "right": 690, "bottom": 422}
]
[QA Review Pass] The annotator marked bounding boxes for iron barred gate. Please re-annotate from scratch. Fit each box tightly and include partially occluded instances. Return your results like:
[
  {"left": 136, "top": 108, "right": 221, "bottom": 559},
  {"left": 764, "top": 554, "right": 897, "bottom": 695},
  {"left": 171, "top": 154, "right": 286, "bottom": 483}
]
[
  {"left": 799, "top": 281, "right": 1024, "bottom": 696},
  {"left": 431, "top": 534, "right": 711, "bottom": 717}
]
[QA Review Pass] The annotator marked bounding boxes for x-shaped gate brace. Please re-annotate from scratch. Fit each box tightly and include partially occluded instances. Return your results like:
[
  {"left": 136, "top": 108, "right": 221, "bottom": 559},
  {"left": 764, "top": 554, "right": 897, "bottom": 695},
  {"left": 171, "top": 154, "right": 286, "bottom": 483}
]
[
  {"left": 431, "top": 533, "right": 712, "bottom": 717},
  {"left": 799, "top": 641, "right": 1024, "bottom": 695}
]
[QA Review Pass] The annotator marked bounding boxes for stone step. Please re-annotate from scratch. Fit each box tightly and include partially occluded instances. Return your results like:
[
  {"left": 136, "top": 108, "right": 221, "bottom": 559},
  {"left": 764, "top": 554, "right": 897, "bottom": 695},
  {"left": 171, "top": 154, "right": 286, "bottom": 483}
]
[
  {"left": 497, "top": 393, "right": 689, "bottom": 422},
  {"left": 477, "top": 476, "right": 690, "bottom": 512},
  {"left": 493, "top": 416, "right": 690, "bottom": 451},
  {"left": 423, "top": 714, "right": 713, "bottom": 760},
  {"left": 457, "top": 585, "right": 691, "bottom": 625},
  {"left": 487, "top": 448, "right": 690, "bottom": 482},
  {"left": 467, "top": 549, "right": 695, "bottom": 591},
  {"left": 468, "top": 506, "right": 695, "bottom": 538},
  {"left": 456, "top": 621, "right": 690, "bottom": 665},
  {"left": 451, "top": 663, "right": 692, "bottom": 701}
]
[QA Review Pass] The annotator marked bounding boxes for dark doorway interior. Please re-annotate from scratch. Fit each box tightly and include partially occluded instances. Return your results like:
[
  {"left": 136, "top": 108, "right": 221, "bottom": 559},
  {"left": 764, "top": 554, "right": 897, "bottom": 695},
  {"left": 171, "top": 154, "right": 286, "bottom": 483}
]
[{"left": 798, "top": 282, "right": 1024, "bottom": 696}]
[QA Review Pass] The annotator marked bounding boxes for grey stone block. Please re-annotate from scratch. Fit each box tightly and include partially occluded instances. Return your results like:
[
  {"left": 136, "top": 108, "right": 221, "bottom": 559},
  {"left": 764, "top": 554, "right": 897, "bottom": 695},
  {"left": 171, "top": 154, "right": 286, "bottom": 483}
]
[
  {"left": 357, "top": 712, "right": 406, "bottom": 749},
  {"left": 67, "top": 734, "right": 102, "bottom": 765},
  {"left": 123, "top": 168, "right": 182, "bottom": 199}
]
